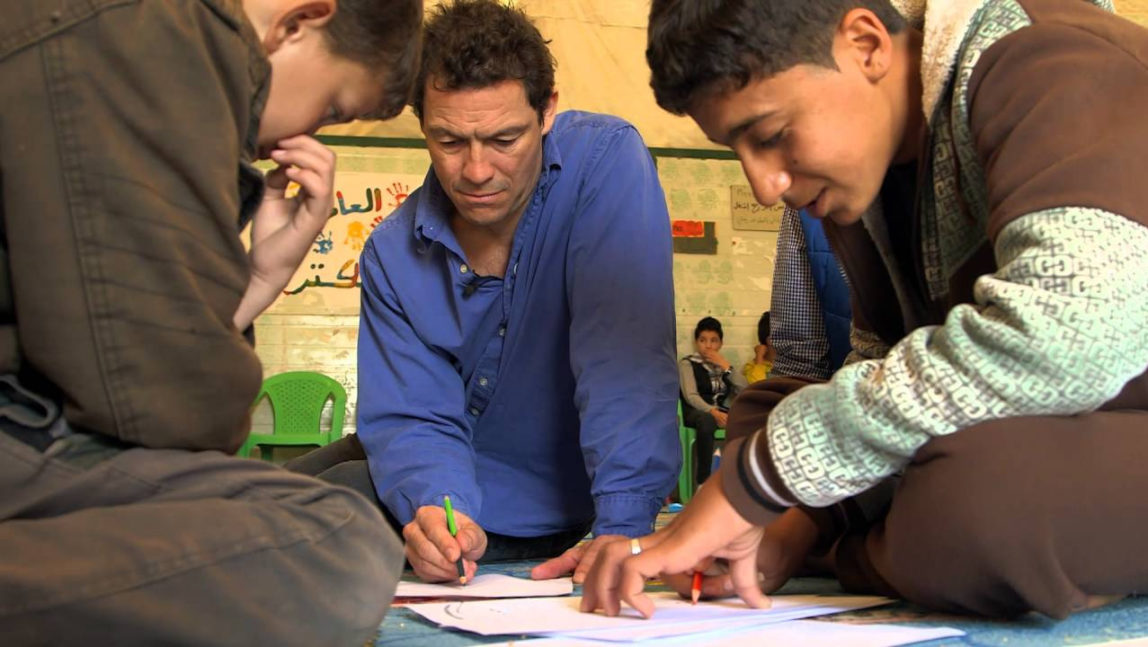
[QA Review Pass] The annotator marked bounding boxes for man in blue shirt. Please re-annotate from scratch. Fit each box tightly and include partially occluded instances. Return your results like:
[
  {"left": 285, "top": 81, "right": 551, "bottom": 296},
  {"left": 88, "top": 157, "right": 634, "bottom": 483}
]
[{"left": 287, "top": 0, "right": 680, "bottom": 584}]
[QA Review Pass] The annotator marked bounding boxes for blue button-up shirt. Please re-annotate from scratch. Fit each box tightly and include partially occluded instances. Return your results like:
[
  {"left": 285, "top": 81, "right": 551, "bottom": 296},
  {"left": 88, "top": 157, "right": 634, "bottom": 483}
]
[{"left": 357, "top": 111, "right": 680, "bottom": 538}]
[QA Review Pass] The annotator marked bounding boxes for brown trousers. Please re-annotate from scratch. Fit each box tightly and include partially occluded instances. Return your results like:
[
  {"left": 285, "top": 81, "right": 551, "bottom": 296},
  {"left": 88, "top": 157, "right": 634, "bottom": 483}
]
[
  {"left": 0, "top": 430, "right": 403, "bottom": 646},
  {"left": 729, "top": 377, "right": 1148, "bottom": 618}
]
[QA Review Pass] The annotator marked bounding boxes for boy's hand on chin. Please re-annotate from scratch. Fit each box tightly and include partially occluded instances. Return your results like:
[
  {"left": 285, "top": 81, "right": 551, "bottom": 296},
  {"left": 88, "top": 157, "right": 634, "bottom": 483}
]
[{"left": 249, "top": 135, "right": 337, "bottom": 290}]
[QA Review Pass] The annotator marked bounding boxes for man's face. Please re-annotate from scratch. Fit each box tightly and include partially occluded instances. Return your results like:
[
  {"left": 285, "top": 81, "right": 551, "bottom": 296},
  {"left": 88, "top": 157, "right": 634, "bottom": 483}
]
[
  {"left": 257, "top": 37, "right": 382, "bottom": 158},
  {"left": 421, "top": 79, "right": 557, "bottom": 232},
  {"left": 687, "top": 55, "right": 898, "bottom": 226}
]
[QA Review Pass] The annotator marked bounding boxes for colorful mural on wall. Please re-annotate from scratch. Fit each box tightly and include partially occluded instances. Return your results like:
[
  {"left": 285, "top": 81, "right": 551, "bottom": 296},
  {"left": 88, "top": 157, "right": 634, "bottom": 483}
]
[{"left": 271, "top": 170, "right": 425, "bottom": 314}]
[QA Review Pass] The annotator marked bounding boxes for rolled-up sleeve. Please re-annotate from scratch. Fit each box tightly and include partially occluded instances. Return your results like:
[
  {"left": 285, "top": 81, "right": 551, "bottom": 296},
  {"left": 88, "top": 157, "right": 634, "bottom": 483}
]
[
  {"left": 566, "top": 126, "right": 680, "bottom": 537},
  {"left": 356, "top": 237, "right": 482, "bottom": 525}
]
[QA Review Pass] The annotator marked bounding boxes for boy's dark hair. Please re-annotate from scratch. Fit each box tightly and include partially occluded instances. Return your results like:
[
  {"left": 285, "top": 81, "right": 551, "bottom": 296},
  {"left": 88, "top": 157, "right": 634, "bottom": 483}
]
[
  {"left": 647, "top": 0, "right": 906, "bottom": 114},
  {"left": 757, "top": 311, "right": 771, "bottom": 345},
  {"left": 695, "top": 316, "right": 724, "bottom": 341},
  {"left": 411, "top": 0, "right": 556, "bottom": 122},
  {"left": 323, "top": 0, "right": 423, "bottom": 120}
]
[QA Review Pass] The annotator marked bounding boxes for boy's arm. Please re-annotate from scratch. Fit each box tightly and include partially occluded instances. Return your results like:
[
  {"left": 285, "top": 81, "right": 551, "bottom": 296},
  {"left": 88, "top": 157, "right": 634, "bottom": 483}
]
[
  {"left": 568, "top": 125, "right": 680, "bottom": 538},
  {"left": 679, "top": 359, "right": 713, "bottom": 413},
  {"left": 722, "top": 20, "right": 1148, "bottom": 517},
  {"left": 234, "top": 136, "right": 337, "bottom": 330},
  {"left": 727, "top": 362, "right": 750, "bottom": 393},
  {"left": 356, "top": 236, "right": 482, "bottom": 525}
]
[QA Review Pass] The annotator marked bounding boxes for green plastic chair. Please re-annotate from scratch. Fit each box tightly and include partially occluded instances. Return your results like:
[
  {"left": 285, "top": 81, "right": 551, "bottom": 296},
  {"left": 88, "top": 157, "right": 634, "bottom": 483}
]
[
  {"left": 677, "top": 400, "right": 725, "bottom": 504},
  {"left": 238, "top": 371, "right": 347, "bottom": 461}
]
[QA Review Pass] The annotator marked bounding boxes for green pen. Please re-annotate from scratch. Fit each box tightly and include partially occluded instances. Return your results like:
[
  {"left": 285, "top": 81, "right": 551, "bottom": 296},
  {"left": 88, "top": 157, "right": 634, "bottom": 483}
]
[{"left": 443, "top": 495, "right": 467, "bottom": 584}]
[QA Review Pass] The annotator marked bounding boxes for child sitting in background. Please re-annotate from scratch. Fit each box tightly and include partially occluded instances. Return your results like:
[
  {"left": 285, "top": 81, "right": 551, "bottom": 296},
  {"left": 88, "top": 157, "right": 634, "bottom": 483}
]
[
  {"left": 679, "top": 317, "right": 748, "bottom": 486},
  {"left": 742, "top": 311, "right": 775, "bottom": 384}
]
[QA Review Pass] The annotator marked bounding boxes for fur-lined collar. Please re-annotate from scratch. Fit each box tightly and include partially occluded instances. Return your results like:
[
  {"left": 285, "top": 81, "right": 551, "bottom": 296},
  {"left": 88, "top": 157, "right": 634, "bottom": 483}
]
[{"left": 889, "top": 0, "right": 1114, "bottom": 123}]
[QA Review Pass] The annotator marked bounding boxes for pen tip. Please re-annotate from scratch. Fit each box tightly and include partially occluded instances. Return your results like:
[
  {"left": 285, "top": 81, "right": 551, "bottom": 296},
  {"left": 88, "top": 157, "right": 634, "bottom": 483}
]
[
  {"left": 459, "top": 576, "right": 468, "bottom": 585},
  {"left": 691, "top": 591, "right": 700, "bottom": 605}
]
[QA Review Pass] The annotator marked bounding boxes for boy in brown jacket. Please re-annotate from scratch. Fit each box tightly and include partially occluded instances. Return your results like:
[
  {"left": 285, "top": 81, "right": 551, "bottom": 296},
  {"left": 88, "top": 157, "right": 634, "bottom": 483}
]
[
  {"left": 584, "top": 0, "right": 1148, "bottom": 620},
  {"left": 0, "top": 0, "right": 420, "bottom": 643}
]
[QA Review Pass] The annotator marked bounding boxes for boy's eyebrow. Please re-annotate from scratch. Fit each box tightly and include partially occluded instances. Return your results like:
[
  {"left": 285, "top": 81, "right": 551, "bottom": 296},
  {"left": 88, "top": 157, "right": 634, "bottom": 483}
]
[{"left": 720, "top": 111, "right": 777, "bottom": 146}]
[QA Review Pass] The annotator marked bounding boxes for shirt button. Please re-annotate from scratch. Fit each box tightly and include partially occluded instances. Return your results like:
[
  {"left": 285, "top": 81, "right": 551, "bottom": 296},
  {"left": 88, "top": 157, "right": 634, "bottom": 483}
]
[
  {"left": 459, "top": 264, "right": 469, "bottom": 274},
  {"left": 498, "top": 327, "right": 506, "bottom": 337},
  {"left": 478, "top": 377, "right": 488, "bottom": 386},
  {"left": 469, "top": 407, "right": 479, "bottom": 416},
  {"left": 513, "top": 263, "right": 519, "bottom": 275}
]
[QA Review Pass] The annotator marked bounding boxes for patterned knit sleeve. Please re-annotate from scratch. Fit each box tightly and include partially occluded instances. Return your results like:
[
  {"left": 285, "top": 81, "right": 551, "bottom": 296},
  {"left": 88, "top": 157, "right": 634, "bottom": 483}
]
[{"left": 749, "top": 208, "right": 1148, "bottom": 506}]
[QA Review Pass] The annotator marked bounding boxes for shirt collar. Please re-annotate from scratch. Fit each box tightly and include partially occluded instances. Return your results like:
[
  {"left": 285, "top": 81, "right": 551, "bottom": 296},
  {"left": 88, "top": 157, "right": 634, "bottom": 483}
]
[{"left": 412, "top": 167, "right": 454, "bottom": 247}]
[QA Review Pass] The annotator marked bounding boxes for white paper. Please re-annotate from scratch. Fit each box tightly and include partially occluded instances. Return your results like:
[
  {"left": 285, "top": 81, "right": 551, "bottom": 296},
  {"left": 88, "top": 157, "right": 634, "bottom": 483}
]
[
  {"left": 395, "top": 574, "right": 574, "bottom": 599},
  {"left": 547, "top": 600, "right": 891, "bottom": 643},
  {"left": 404, "top": 592, "right": 891, "bottom": 637},
  {"left": 484, "top": 620, "right": 964, "bottom": 647}
]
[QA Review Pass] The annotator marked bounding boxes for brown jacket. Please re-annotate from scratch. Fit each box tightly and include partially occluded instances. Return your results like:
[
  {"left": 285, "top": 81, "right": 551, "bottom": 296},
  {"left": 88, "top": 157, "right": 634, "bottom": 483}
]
[{"left": 0, "top": 0, "right": 268, "bottom": 452}]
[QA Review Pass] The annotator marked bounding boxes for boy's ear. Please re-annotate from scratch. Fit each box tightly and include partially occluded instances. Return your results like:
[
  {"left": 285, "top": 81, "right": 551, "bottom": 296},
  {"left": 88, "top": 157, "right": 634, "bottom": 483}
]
[
  {"left": 263, "top": 0, "right": 337, "bottom": 54},
  {"left": 836, "top": 8, "right": 895, "bottom": 83}
]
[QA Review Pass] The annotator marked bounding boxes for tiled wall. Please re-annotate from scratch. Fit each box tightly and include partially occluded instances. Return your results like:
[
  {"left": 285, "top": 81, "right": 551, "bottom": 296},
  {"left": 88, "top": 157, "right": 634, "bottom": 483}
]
[{"left": 250, "top": 146, "right": 777, "bottom": 435}]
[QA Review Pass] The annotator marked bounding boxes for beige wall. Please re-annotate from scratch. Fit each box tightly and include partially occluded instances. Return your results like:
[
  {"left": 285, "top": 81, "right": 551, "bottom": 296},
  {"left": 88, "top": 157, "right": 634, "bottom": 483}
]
[
  {"left": 321, "top": 0, "right": 1148, "bottom": 149},
  {"left": 1121, "top": 0, "right": 1148, "bottom": 24},
  {"left": 254, "top": 1, "right": 1148, "bottom": 435}
]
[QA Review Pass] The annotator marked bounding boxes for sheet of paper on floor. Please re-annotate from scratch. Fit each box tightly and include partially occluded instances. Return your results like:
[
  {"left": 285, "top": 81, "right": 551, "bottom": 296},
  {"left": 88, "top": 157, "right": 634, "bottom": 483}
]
[
  {"left": 403, "top": 592, "right": 891, "bottom": 637},
  {"left": 395, "top": 574, "right": 573, "bottom": 599},
  {"left": 542, "top": 605, "right": 892, "bottom": 643},
  {"left": 484, "top": 619, "right": 964, "bottom": 647}
]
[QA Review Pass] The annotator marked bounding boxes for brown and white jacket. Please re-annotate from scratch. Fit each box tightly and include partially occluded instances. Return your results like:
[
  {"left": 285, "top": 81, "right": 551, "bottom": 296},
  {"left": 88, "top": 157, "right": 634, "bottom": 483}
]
[{"left": 724, "top": 0, "right": 1148, "bottom": 522}]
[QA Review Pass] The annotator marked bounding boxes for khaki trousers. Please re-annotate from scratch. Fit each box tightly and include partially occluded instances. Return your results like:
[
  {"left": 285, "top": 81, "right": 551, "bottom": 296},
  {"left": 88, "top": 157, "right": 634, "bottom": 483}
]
[{"left": 0, "top": 431, "right": 403, "bottom": 646}]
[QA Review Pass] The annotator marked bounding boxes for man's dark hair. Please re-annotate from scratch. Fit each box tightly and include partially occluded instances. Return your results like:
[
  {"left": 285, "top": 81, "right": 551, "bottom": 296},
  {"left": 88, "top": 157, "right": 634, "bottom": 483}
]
[
  {"left": 757, "top": 311, "right": 771, "bottom": 345},
  {"left": 695, "top": 316, "right": 724, "bottom": 341},
  {"left": 411, "top": 0, "right": 556, "bottom": 122},
  {"left": 322, "top": 0, "right": 423, "bottom": 120},
  {"left": 647, "top": 0, "right": 906, "bottom": 114}
]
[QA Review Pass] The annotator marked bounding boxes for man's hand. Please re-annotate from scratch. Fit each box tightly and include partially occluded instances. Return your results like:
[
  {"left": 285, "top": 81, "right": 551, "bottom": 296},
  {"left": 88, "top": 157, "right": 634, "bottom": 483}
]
[
  {"left": 530, "top": 534, "right": 627, "bottom": 584},
  {"left": 233, "top": 135, "right": 337, "bottom": 329},
  {"left": 403, "top": 505, "right": 488, "bottom": 583},
  {"left": 580, "top": 474, "right": 779, "bottom": 618}
]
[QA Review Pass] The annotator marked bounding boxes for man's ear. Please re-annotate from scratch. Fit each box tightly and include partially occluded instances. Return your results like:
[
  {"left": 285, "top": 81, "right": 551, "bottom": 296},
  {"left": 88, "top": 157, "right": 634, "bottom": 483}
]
[
  {"left": 262, "top": 0, "right": 337, "bottom": 55},
  {"left": 835, "top": 8, "right": 895, "bottom": 84},
  {"left": 539, "top": 91, "right": 559, "bottom": 135}
]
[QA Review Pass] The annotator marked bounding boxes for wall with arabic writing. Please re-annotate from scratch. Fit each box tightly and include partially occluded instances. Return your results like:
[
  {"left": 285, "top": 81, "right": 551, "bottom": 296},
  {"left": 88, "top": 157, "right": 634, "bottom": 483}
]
[
  {"left": 249, "top": 147, "right": 427, "bottom": 438},
  {"left": 248, "top": 145, "right": 777, "bottom": 437}
]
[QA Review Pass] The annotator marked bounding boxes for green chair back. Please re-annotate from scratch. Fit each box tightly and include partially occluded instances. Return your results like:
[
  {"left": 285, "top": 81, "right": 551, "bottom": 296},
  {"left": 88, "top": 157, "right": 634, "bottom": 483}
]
[
  {"left": 238, "top": 371, "right": 347, "bottom": 461},
  {"left": 677, "top": 400, "right": 725, "bottom": 504}
]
